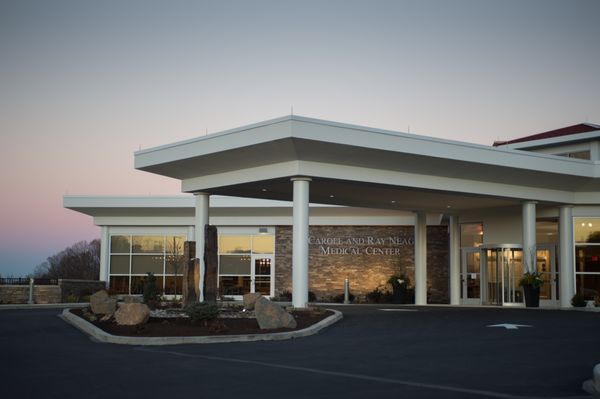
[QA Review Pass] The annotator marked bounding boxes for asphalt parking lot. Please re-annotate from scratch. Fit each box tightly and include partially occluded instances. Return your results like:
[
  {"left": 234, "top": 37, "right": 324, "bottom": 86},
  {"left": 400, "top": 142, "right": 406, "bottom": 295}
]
[{"left": 1, "top": 305, "right": 599, "bottom": 399}]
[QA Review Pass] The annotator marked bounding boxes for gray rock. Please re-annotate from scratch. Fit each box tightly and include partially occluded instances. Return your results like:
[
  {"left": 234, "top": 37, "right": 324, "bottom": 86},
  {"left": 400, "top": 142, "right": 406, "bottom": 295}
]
[
  {"left": 89, "top": 290, "right": 117, "bottom": 315},
  {"left": 243, "top": 293, "right": 262, "bottom": 310},
  {"left": 114, "top": 303, "right": 150, "bottom": 326},
  {"left": 254, "top": 297, "right": 297, "bottom": 329}
]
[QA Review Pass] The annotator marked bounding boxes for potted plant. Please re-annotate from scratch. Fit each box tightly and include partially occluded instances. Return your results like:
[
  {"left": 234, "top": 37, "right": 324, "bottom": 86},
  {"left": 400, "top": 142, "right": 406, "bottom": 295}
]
[
  {"left": 388, "top": 274, "right": 410, "bottom": 304},
  {"left": 519, "top": 271, "right": 543, "bottom": 308}
]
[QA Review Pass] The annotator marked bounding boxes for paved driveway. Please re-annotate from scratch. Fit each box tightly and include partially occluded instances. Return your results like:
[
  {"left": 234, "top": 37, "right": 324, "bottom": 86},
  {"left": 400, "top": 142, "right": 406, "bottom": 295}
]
[{"left": 1, "top": 305, "right": 598, "bottom": 398}]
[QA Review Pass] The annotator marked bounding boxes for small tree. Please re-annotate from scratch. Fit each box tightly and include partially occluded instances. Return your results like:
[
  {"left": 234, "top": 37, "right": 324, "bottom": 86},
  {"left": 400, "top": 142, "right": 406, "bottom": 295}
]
[
  {"left": 143, "top": 272, "right": 160, "bottom": 303},
  {"left": 166, "top": 237, "right": 185, "bottom": 296}
]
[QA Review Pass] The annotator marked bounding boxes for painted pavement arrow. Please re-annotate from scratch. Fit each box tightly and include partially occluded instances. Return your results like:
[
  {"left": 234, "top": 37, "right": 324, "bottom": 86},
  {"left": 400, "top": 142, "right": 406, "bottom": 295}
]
[{"left": 487, "top": 323, "right": 532, "bottom": 330}]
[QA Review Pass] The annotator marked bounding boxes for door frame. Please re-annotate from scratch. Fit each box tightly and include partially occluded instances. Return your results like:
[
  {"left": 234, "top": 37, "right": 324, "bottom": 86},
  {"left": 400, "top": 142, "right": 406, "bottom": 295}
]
[
  {"left": 460, "top": 247, "right": 482, "bottom": 305},
  {"left": 537, "top": 244, "right": 558, "bottom": 307},
  {"left": 250, "top": 254, "right": 275, "bottom": 297}
]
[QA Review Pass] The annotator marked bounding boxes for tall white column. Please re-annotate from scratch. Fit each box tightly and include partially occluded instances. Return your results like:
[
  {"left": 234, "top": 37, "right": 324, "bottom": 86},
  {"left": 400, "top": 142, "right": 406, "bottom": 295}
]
[
  {"left": 522, "top": 201, "right": 537, "bottom": 273},
  {"left": 194, "top": 192, "right": 210, "bottom": 302},
  {"left": 100, "top": 226, "right": 110, "bottom": 288},
  {"left": 449, "top": 215, "right": 461, "bottom": 305},
  {"left": 292, "top": 177, "right": 311, "bottom": 308},
  {"left": 414, "top": 212, "right": 427, "bottom": 305},
  {"left": 559, "top": 205, "right": 575, "bottom": 308}
]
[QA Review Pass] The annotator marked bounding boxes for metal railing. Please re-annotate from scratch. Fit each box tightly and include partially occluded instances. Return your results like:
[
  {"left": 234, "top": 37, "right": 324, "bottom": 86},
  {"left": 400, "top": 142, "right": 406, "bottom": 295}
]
[{"left": 0, "top": 278, "right": 58, "bottom": 286}]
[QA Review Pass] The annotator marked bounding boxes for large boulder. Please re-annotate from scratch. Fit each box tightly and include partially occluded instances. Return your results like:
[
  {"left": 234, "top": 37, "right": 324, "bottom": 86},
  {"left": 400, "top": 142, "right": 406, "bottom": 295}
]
[
  {"left": 89, "top": 290, "right": 117, "bottom": 315},
  {"left": 254, "top": 297, "right": 297, "bottom": 329},
  {"left": 243, "top": 293, "right": 262, "bottom": 310},
  {"left": 114, "top": 303, "right": 150, "bottom": 326}
]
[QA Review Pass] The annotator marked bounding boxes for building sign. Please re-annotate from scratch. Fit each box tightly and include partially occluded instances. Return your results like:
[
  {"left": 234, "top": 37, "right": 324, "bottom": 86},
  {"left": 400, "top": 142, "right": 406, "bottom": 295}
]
[{"left": 309, "top": 235, "right": 414, "bottom": 255}]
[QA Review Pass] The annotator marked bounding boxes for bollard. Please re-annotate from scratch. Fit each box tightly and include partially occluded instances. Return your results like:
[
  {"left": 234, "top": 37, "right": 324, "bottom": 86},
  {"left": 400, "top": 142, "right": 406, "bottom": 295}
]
[
  {"left": 344, "top": 278, "right": 350, "bottom": 304},
  {"left": 28, "top": 277, "right": 34, "bottom": 304}
]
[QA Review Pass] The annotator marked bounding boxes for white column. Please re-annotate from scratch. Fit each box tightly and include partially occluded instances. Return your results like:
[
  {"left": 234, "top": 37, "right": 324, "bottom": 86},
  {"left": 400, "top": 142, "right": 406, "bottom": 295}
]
[
  {"left": 99, "top": 226, "right": 110, "bottom": 288},
  {"left": 559, "top": 205, "right": 575, "bottom": 308},
  {"left": 522, "top": 201, "right": 537, "bottom": 273},
  {"left": 292, "top": 177, "right": 311, "bottom": 308},
  {"left": 194, "top": 192, "right": 210, "bottom": 302},
  {"left": 414, "top": 211, "right": 427, "bottom": 305},
  {"left": 187, "top": 225, "right": 195, "bottom": 242},
  {"left": 449, "top": 215, "right": 461, "bottom": 305}
]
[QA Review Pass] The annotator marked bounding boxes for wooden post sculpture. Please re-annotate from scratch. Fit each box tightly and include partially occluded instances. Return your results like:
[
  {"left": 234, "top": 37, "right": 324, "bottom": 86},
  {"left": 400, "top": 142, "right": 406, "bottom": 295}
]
[{"left": 204, "top": 225, "right": 218, "bottom": 305}]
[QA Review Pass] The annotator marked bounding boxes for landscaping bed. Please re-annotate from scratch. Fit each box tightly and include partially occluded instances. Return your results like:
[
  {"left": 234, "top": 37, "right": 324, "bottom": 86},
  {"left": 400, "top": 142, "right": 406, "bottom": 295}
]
[{"left": 70, "top": 307, "right": 333, "bottom": 337}]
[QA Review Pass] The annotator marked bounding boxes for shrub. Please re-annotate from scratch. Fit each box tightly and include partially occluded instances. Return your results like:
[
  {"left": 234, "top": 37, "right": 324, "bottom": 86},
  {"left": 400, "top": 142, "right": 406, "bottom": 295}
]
[
  {"left": 308, "top": 291, "right": 317, "bottom": 302},
  {"left": 571, "top": 293, "right": 587, "bottom": 307},
  {"left": 143, "top": 272, "right": 160, "bottom": 303},
  {"left": 184, "top": 302, "right": 220, "bottom": 322}
]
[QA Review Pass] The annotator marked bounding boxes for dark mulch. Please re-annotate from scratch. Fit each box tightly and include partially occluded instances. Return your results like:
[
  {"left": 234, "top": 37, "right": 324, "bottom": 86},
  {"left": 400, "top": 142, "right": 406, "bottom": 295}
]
[{"left": 70, "top": 308, "right": 333, "bottom": 337}]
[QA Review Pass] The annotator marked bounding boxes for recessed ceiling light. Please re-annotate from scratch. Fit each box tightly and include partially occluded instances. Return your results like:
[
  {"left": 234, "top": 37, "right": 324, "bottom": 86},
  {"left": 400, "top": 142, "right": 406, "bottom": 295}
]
[
  {"left": 261, "top": 188, "right": 267, "bottom": 192},
  {"left": 391, "top": 200, "right": 396, "bottom": 204},
  {"left": 329, "top": 194, "right": 335, "bottom": 198},
  {"left": 446, "top": 205, "right": 451, "bottom": 208}
]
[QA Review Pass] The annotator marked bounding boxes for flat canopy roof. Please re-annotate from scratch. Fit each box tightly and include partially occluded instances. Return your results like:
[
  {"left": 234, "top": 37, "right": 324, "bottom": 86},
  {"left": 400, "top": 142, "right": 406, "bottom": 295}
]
[{"left": 134, "top": 115, "right": 600, "bottom": 210}]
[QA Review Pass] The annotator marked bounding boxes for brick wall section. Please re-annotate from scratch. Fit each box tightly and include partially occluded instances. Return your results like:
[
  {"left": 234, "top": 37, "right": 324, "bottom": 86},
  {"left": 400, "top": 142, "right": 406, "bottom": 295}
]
[{"left": 275, "top": 225, "right": 449, "bottom": 303}]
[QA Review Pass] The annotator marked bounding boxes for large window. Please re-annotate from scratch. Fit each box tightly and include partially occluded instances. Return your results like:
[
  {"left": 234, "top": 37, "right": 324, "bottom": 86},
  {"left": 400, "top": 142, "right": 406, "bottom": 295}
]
[
  {"left": 575, "top": 218, "right": 600, "bottom": 299},
  {"left": 218, "top": 233, "right": 275, "bottom": 297},
  {"left": 109, "top": 234, "right": 186, "bottom": 295},
  {"left": 460, "top": 223, "right": 483, "bottom": 248}
]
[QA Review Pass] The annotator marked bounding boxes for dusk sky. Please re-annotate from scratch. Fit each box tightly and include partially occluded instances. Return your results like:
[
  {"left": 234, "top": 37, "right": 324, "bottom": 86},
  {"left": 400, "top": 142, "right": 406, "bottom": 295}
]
[{"left": 1, "top": 0, "right": 599, "bottom": 276}]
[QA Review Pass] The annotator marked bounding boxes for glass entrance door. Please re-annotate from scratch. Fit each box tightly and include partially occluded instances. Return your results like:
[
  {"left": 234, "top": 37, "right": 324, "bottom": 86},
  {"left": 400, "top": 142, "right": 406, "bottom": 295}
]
[
  {"left": 461, "top": 248, "right": 481, "bottom": 304},
  {"left": 537, "top": 245, "right": 558, "bottom": 306},
  {"left": 481, "top": 245, "right": 524, "bottom": 306},
  {"left": 252, "top": 255, "right": 274, "bottom": 296}
]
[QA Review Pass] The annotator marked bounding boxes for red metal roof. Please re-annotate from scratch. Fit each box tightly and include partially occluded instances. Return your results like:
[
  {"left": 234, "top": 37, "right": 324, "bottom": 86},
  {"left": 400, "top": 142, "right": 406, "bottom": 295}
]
[{"left": 493, "top": 123, "right": 600, "bottom": 147}]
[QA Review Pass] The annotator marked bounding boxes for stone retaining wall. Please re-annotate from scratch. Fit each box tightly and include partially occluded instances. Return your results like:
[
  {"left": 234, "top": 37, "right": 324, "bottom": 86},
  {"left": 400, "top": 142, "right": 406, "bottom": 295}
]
[
  {"left": 275, "top": 225, "right": 449, "bottom": 303},
  {"left": 0, "top": 279, "right": 106, "bottom": 304}
]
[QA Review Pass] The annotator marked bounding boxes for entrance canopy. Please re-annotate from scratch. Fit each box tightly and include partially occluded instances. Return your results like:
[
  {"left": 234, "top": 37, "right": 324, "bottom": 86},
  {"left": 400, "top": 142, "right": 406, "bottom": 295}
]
[{"left": 135, "top": 115, "right": 600, "bottom": 211}]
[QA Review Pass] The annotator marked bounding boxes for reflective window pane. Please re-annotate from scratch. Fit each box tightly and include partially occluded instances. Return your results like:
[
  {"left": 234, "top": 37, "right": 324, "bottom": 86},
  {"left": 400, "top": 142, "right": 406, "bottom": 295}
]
[
  {"left": 166, "top": 236, "right": 186, "bottom": 255},
  {"left": 165, "top": 276, "right": 183, "bottom": 295},
  {"left": 575, "top": 218, "right": 600, "bottom": 243},
  {"left": 254, "top": 258, "right": 271, "bottom": 275},
  {"left": 165, "top": 255, "right": 185, "bottom": 274},
  {"left": 132, "top": 236, "right": 164, "bottom": 253},
  {"left": 219, "top": 236, "right": 251, "bottom": 254},
  {"left": 110, "top": 255, "right": 130, "bottom": 274},
  {"left": 252, "top": 235, "right": 274, "bottom": 254},
  {"left": 254, "top": 277, "right": 271, "bottom": 295},
  {"left": 219, "top": 276, "right": 251, "bottom": 296},
  {"left": 131, "top": 255, "right": 164, "bottom": 274},
  {"left": 460, "top": 223, "right": 483, "bottom": 247},
  {"left": 109, "top": 276, "right": 129, "bottom": 294},
  {"left": 219, "top": 255, "right": 251, "bottom": 275},
  {"left": 131, "top": 275, "right": 164, "bottom": 295},
  {"left": 575, "top": 246, "right": 600, "bottom": 273},
  {"left": 576, "top": 274, "right": 600, "bottom": 300},
  {"left": 110, "top": 235, "right": 130, "bottom": 253},
  {"left": 536, "top": 220, "right": 558, "bottom": 244}
]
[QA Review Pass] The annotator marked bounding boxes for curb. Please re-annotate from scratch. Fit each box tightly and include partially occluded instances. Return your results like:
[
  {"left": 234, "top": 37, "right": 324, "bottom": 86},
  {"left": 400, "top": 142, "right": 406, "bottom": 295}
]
[
  {"left": 60, "top": 308, "right": 343, "bottom": 345},
  {"left": 0, "top": 303, "right": 89, "bottom": 310}
]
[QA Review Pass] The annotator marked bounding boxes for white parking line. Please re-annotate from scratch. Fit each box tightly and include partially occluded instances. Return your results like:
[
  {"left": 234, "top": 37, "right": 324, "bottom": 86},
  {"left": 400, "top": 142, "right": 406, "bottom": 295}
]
[{"left": 135, "top": 347, "right": 579, "bottom": 399}]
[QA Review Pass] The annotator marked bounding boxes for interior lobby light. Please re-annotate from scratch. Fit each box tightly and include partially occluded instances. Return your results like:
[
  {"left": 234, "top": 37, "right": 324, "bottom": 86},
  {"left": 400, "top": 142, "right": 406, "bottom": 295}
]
[{"left": 589, "top": 223, "right": 593, "bottom": 227}]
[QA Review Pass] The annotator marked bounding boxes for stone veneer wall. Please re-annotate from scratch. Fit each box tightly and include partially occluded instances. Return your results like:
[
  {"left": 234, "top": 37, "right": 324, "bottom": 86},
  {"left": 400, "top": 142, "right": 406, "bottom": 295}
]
[
  {"left": 275, "top": 225, "right": 449, "bottom": 303},
  {"left": 0, "top": 285, "right": 61, "bottom": 304},
  {"left": 0, "top": 280, "right": 106, "bottom": 304}
]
